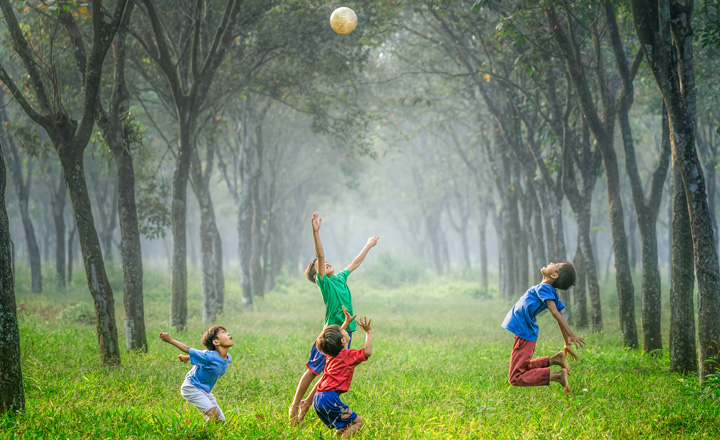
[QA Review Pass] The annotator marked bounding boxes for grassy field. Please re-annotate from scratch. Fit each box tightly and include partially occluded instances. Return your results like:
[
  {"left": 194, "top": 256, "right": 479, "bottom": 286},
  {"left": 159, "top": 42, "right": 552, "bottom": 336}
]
[{"left": 2, "top": 263, "right": 719, "bottom": 439}]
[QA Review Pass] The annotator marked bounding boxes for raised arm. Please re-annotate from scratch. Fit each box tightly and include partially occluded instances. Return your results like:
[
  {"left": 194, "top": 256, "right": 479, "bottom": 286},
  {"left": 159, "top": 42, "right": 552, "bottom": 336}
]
[
  {"left": 159, "top": 332, "right": 191, "bottom": 354},
  {"left": 340, "top": 305, "right": 357, "bottom": 331},
  {"left": 312, "top": 212, "right": 326, "bottom": 279},
  {"left": 546, "top": 300, "right": 585, "bottom": 360},
  {"left": 346, "top": 236, "right": 379, "bottom": 273},
  {"left": 356, "top": 316, "right": 373, "bottom": 358}
]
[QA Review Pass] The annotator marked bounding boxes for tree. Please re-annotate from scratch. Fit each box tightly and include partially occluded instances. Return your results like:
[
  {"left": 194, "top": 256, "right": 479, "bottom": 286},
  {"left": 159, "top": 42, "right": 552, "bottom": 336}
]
[
  {"left": 0, "top": 97, "right": 42, "bottom": 293},
  {"left": 631, "top": 0, "right": 720, "bottom": 380},
  {"left": 131, "top": 0, "right": 245, "bottom": 328},
  {"left": 546, "top": 5, "right": 639, "bottom": 348},
  {"left": 0, "top": 0, "right": 130, "bottom": 365},
  {"left": 0, "top": 139, "right": 24, "bottom": 415}
]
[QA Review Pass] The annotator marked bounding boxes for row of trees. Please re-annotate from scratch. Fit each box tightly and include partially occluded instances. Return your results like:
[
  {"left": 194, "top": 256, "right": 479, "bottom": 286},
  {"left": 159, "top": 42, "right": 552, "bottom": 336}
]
[
  {"left": 394, "top": 0, "right": 718, "bottom": 379},
  {"left": 2, "top": 0, "right": 719, "bottom": 416}
]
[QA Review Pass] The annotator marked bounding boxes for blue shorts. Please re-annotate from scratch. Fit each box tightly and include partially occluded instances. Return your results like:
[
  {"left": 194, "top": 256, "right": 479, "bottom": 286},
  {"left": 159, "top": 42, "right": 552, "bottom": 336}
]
[
  {"left": 313, "top": 390, "right": 358, "bottom": 430},
  {"left": 306, "top": 331, "right": 353, "bottom": 374}
]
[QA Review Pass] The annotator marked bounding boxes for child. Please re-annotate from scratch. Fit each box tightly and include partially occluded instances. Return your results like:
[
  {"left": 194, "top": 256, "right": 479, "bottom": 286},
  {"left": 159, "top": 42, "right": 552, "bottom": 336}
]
[
  {"left": 289, "top": 211, "right": 378, "bottom": 424},
  {"left": 159, "top": 326, "right": 233, "bottom": 422},
  {"left": 313, "top": 315, "right": 373, "bottom": 439},
  {"left": 501, "top": 262, "right": 585, "bottom": 396}
]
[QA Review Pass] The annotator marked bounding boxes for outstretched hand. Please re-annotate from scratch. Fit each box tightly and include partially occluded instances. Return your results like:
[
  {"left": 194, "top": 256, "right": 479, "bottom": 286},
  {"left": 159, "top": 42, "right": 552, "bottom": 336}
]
[
  {"left": 366, "top": 236, "right": 379, "bottom": 247},
  {"left": 568, "top": 335, "right": 586, "bottom": 350},
  {"left": 159, "top": 332, "right": 172, "bottom": 343},
  {"left": 341, "top": 305, "right": 356, "bottom": 328},
  {"left": 178, "top": 354, "right": 190, "bottom": 363},
  {"left": 564, "top": 345, "right": 579, "bottom": 361},
  {"left": 357, "top": 316, "right": 372, "bottom": 333},
  {"left": 312, "top": 212, "right": 322, "bottom": 232}
]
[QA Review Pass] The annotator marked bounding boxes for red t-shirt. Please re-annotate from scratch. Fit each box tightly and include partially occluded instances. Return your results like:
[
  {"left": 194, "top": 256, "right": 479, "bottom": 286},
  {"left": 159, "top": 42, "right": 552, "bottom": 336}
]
[{"left": 316, "top": 348, "right": 367, "bottom": 394}]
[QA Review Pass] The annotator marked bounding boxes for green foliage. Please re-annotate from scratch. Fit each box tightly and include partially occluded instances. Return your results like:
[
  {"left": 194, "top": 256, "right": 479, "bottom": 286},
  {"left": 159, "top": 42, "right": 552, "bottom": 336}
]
[
  {"left": 56, "top": 302, "right": 95, "bottom": 325},
  {"left": 698, "top": 0, "right": 720, "bottom": 49}
]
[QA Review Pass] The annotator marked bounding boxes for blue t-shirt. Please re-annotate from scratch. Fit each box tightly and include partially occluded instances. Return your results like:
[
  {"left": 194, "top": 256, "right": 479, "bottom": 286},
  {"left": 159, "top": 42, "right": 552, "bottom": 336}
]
[
  {"left": 501, "top": 283, "right": 566, "bottom": 341},
  {"left": 185, "top": 348, "right": 231, "bottom": 393}
]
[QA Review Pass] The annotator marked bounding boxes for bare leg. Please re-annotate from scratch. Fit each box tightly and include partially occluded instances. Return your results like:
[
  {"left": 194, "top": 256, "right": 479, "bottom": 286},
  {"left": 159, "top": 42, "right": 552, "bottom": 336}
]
[
  {"left": 549, "top": 350, "right": 571, "bottom": 374},
  {"left": 550, "top": 368, "right": 570, "bottom": 396},
  {"left": 340, "top": 416, "right": 364, "bottom": 438},
  {"left": 204, "top": 407, "right": 223, "bottom": 423},
  {"left": 289, "top": 369, "right": 318, "bottom": 424},
  {"left": 298, "top": 379, "right": 320, "bottom": 423}
]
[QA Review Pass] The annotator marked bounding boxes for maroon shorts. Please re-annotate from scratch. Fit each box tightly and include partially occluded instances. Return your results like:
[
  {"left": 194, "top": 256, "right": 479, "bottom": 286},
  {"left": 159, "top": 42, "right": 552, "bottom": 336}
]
[{"left": 508, "top": 335, "right": 550, "bottom": 386}]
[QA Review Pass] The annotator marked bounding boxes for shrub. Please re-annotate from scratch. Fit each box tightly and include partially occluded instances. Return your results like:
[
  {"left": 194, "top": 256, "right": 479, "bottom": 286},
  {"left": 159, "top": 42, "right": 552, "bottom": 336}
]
[{"left": 57, "top": 303, "right": 96, "bottom": 325}]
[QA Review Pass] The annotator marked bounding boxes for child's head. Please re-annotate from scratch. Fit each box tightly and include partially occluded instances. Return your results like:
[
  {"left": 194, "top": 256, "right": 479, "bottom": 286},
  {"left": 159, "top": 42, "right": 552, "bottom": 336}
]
[
  {"left": 542, "top": 262, "right": 576, "bottom": 290},
  {"left": 201, "top": 325, "right": 233, "bottom": 351},
  {"left": 305, "top": 258, "right": 334, "bottom": 283},
  {"left": 316, "top": 325, "right": 349, "bottom": 357}
]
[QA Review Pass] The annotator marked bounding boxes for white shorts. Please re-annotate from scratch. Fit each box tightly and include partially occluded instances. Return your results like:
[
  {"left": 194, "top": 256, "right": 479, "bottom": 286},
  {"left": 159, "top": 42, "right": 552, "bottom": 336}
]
[{"left": 180, "top": 379, "right": 226, "bottom": 421}]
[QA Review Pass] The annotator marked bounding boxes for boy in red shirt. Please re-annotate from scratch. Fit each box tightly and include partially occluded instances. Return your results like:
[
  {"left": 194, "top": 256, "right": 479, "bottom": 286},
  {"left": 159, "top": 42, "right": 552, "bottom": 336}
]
[{"left": 313, "top": 315, "right": 373, "bottom": 438}]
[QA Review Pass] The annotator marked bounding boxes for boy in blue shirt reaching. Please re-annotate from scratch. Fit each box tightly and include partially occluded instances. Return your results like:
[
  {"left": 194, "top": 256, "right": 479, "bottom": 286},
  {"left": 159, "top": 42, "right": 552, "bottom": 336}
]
[
  {"left": 159, "top": 326, "right": 233, "bottom": 422},
  {"left": 501, "top": 262, "right": 585, "bottom": 396}
]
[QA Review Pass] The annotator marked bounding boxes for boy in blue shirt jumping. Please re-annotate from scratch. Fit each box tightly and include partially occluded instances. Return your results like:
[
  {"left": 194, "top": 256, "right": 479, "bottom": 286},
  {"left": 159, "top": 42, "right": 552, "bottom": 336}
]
[
  {"left": 159, "top": 326, "right": 233, "bottom": 422},
  {"left": 501, "top": 262, "right": 585, "bottom": 396}
]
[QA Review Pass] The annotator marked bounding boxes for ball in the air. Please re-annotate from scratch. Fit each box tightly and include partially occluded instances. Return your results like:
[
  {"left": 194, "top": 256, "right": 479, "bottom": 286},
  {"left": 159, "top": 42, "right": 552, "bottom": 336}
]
[{"left": 330, "top": 7, "right": 357, "bottom": 35}]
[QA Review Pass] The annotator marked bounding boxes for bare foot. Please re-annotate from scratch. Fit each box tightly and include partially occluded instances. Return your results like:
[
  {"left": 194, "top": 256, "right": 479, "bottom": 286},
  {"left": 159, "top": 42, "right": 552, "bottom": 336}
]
[
  {"left": 297, "top": 400, "right": 311, "bottom": 423},
  {"left": 558, "top": 368, "right": 570, "bottom": 396},
  {"left": 288, "top": 405, "right": 299, "bottom": 426},
  {"left": 552, "top": 350, "right": 571, "bottom": 375}
]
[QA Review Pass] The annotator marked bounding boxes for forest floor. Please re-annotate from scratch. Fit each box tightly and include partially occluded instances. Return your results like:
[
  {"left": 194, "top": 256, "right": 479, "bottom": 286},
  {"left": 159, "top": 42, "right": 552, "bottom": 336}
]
[{"left": 3, "top": 263, "right": 719, "bottom": 439}]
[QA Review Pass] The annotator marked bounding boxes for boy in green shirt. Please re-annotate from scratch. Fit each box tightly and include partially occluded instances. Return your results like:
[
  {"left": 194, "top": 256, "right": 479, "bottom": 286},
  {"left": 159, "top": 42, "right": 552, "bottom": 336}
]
[{"left": 289, "top": 211, "right": 379, "bottom": 425}]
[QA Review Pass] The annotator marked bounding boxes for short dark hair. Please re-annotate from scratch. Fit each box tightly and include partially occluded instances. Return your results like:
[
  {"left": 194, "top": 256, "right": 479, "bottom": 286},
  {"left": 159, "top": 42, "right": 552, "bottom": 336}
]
[
  {"left": 305, "top": 258, "right": 318, "bottom": 283},
  {"left": 316, "top": 325, "right": 344, "bottom": 357},
  {"left": 201, "top": 325, "right": 226, "bottom": 351},
  {"left": 552, "top": 262, "right": 576, "bottom": 290}
]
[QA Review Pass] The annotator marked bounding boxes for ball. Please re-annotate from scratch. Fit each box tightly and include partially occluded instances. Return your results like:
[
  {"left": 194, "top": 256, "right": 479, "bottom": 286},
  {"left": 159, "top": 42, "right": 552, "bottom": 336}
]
[{"left": 330, "top": 7, "right": 357, "bottom": 35}]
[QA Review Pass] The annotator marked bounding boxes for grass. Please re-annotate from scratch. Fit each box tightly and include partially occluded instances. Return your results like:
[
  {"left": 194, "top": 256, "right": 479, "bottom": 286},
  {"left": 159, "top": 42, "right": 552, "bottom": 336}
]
[{"left": 3, "top": 263, "right": 719, "bottom": 439}]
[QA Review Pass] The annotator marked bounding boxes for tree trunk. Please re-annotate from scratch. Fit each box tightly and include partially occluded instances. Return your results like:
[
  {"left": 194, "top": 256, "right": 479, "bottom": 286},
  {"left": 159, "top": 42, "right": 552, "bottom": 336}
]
[
  {"left": 170, "top": 115, "right": 192, "bottom": 329},
  {"left": 478, "top": 208, "right": 488, "bottom": 295},
  {"left": 212, "top": 221, "right": 225, "bottom": 314},
  {"left": 0, "top": 97, "right": 41, "bottom": 292},
  {"left": 0, "top": 144, "right": 25, "bottom": 415},
  {"left": 19, "top": 199, "right": 42, "bottom": 293},
  {"left": 67, "top": 220, "right": 77, "bottom": 285},
  {"left": 573, "top": 237, "right": 588, "bottom": 328},
  {"left": 116, "top": 147, "right": 146, "bottom": 352},
  {"left": 62, "top": 151, "right": 121, "bottom": 365},
  {"left": 51, "top": 183, "right": 67, "bottom": 290},
  {"left": 669, "top": 159, "right": 697, "bottom": 373}
]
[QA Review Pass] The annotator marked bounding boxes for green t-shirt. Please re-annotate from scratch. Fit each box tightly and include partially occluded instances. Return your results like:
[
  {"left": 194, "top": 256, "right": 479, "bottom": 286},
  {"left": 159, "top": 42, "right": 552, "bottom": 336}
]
[{"left": 316, "top": 268, "right": 356, "bottom": 332}]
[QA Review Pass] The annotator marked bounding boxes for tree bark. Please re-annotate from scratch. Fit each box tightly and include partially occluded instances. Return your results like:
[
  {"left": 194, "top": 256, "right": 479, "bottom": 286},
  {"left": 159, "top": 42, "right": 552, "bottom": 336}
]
[
  {"left": 669, "top": 157, "right": 697, "bottom": 373},
  {"left": 170, "top": 115, "right": 192, "bottom": 328},
  {"left": 572, "top": 237, "right": 588, "bottom": 328},
  {"left": 51, "top": 180, "right": 67, "bottom": 290},
  {"left": 62, "top": 151, "right": 121, "bottom": 365},
  {"left": 0, "top": 142, "right": 24, "bottom": 415}
]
